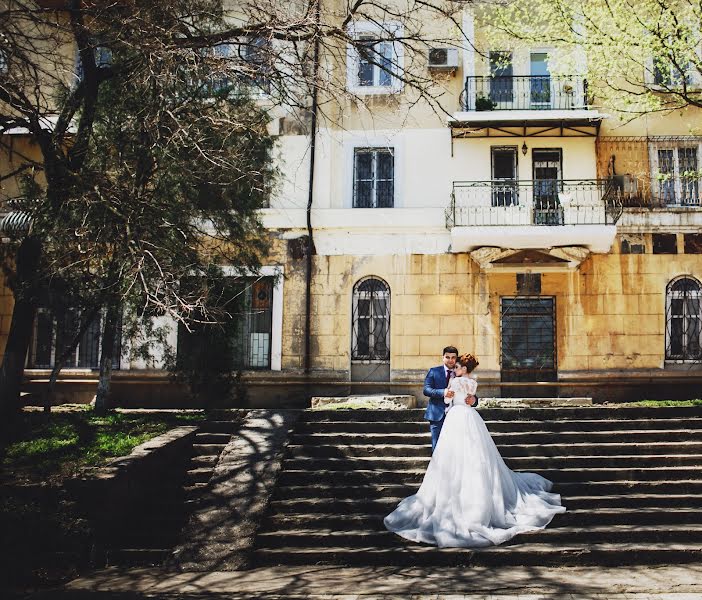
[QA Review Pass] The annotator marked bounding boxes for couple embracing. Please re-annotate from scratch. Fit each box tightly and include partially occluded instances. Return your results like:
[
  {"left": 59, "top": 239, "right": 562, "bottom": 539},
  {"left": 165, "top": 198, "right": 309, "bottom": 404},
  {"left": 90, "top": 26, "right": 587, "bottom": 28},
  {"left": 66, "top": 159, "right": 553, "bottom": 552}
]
[{"left": 384, "top": 346, "right": 565, "bottom": 549}]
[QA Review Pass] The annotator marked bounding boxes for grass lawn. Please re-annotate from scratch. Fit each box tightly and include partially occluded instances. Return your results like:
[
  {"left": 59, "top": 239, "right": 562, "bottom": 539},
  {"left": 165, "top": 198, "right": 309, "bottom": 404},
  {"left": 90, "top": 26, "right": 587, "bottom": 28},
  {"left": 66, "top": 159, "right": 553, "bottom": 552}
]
[
  {"left": 618, "top": 399, "right": 702, "bottom": 407},
  {"left": 1, "top": 407, "right": 206, "bottom": 486}
]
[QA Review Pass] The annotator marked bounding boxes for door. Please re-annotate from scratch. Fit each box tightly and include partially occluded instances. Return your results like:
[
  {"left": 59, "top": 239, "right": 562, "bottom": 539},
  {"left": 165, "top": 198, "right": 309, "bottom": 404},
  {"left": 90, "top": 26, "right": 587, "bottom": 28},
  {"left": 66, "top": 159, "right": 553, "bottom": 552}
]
[
  {"left": 489, "top": 51, "right": 513, "bottom": 108},
  {"left": 351, "top": 277, "right": 391, "bottom": 382},
  {"left": 532, "top": 149, "right": 563, "bottom": 225},
  {"left": 530, "top": 52, "right": 551, "bottom": 108},
  {"left": 491, "top": 146, "right": 518, "bottom": 206},
  {"left": 500, "top": 297, "right": 557, "bottom": 384}
]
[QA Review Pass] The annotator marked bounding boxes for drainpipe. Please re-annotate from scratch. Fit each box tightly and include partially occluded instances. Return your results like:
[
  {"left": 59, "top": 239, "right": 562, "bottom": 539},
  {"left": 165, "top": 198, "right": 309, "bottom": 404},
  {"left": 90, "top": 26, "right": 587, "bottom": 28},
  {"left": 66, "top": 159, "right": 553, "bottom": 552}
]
[{"left": 304, "top": 0, "right": 321, "bottom": 375}]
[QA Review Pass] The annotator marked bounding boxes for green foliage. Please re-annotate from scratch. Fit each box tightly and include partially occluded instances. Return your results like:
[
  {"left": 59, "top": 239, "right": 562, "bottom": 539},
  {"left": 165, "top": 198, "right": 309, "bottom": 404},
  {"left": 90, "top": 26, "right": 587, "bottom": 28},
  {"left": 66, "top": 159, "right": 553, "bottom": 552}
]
[
  {"left": 1, "top": 410, "right": 206, "bottom": 482},
  {"left": 484, "top": 0, "right": 702, "bottom": 117},
  {"left": 475, "top": 94, "right": 497, "bottom": 111}
]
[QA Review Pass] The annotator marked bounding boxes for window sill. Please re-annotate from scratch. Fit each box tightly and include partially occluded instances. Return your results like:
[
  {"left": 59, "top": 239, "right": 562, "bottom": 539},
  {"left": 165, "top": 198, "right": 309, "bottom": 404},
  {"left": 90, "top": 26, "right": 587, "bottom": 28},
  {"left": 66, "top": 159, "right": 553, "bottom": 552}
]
[{"left": 348, "top": 85, "right": 401, "bottom": 96}]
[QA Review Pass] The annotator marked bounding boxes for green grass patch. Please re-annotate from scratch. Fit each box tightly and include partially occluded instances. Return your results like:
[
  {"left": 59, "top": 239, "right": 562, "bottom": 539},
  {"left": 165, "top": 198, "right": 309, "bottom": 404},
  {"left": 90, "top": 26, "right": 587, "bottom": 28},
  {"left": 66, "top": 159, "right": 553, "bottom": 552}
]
[
  {"left": 1, "top": 410, "right": 206, "bottom": 484},
  {"left": 621, "top": 399, "right": 702, "bottom": 407}
]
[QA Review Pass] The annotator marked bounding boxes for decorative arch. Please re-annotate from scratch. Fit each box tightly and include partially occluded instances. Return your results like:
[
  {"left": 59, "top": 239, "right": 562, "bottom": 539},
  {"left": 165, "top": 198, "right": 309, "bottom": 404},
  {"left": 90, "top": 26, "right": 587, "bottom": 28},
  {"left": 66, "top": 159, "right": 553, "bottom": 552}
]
[
  {"left": 351, "top": 276, "right": 390, "bottom": 361},
  {"left": 666, "top": 276, "right": 702, "bottom": 361}
]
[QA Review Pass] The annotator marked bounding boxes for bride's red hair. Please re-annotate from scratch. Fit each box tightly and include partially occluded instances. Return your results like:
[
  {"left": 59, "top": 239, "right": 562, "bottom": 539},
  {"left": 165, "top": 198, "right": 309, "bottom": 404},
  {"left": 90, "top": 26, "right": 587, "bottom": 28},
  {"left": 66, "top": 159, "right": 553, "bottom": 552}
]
[{"left": 457, "top": 353, "right": 479, "bottom": 372}]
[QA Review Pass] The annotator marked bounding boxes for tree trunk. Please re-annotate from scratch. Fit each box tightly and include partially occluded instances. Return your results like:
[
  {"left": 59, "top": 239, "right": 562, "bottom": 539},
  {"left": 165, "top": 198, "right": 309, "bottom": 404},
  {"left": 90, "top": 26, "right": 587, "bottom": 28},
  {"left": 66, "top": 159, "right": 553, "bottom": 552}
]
[
  {"left": 93, "top": 298, "right": 119, "bottom": 415},
  {"left": 43, "top": 305, "right": 102, "bottom": 413},
  {"left": 0, "top": 236, "right": 42, "bottom": 417}
]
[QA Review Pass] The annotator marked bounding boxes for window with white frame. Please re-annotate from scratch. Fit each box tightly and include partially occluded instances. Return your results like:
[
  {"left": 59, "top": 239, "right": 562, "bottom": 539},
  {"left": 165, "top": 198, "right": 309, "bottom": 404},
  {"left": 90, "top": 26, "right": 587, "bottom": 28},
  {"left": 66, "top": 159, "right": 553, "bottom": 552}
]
[
  {"left": 651, "top": 142, "right": 701, "bottom": 205},
  {"left": 653, "top": 54, "right": 694, "bottom": 87},
  {"left": 347, "top": 23, "right": 403, "bottom": 93},
  {"left": 353, "top": 147, "right": 394, "bottom": 208},
  {"left": 666, "top": 276, "right": 702, "bottom": 361},
  {"left": 29, "top": 308, "right": 121, "bottom": 369}
]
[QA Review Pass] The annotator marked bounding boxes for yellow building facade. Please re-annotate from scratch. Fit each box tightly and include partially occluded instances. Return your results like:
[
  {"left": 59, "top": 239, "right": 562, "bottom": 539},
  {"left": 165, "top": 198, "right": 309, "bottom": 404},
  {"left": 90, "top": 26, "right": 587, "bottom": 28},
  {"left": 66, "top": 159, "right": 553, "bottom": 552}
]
[{"left": 1, "top": 2, "right": 701, "bottom": 404}]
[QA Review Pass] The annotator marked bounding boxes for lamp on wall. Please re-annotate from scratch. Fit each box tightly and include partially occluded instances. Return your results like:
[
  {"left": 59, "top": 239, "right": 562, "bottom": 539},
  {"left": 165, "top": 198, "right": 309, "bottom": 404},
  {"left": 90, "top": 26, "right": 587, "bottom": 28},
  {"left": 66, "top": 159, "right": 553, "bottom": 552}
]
[{"left": 521, "top": 141, "right": 528, "bottom": 156}]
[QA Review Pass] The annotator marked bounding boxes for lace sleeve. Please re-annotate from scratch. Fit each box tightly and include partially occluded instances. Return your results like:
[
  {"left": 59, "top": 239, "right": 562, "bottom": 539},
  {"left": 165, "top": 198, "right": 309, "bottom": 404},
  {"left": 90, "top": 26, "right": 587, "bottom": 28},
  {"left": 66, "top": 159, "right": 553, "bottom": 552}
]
[{"left": 465, "top": 378, "right": 478, "bottom": 396}]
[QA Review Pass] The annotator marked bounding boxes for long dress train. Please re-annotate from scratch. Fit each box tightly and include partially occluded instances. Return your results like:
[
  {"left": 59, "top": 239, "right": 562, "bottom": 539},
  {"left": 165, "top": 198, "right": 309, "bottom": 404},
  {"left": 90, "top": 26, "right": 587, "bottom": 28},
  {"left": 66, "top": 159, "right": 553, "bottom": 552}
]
[{"left": 384, "top": 376, "right": 565, "bottom": 548}]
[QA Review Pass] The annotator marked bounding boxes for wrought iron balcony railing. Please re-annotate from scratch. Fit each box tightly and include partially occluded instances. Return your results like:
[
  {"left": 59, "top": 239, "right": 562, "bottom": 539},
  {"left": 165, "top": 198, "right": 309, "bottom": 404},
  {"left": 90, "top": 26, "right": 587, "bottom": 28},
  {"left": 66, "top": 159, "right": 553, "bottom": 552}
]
[
  {"left": 447, "top": 180, "right": 622, "bottom": 227},
  {"left": 611, "top": 175, "right": 702, "bottom": 209},
  {"left": 462, "top": 76, "right": 589, "bottom": 111}
]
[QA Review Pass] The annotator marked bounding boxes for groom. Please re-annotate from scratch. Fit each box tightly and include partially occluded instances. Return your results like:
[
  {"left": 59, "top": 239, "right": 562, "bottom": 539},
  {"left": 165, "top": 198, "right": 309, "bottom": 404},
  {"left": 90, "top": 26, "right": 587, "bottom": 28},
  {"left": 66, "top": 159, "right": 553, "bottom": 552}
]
[{"left": 423, "top": 346, "right": 478, "bottom": 452}]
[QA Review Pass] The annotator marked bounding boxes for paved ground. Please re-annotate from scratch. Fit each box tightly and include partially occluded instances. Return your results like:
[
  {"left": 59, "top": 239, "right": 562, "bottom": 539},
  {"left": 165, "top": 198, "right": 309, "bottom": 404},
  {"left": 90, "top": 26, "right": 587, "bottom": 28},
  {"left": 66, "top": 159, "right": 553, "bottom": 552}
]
[{"left": 23, "top": 564, "right": 702, "bottom": 598}]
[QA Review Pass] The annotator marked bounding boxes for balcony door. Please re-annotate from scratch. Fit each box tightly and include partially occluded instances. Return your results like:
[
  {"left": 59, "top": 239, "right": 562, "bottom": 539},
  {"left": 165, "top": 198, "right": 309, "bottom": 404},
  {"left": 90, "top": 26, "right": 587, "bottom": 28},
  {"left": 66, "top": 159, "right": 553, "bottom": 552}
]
[
  {"left": 491, "top": 146, "right": 518, "bottom": 206},
  {"left": 530, "top": 52, "right": 551, "bottom": 108},
  {"left": 489, "top": 51, "right": 513, "bottom": 108},
  {"left": 532, "top": 149, "right": 563, "bottom": 225}
]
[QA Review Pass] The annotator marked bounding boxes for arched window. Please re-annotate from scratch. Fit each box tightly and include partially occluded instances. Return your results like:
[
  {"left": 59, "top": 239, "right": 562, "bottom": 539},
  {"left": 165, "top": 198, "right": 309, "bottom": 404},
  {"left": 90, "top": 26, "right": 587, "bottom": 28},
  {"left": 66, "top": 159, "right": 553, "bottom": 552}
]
[
  {"left": 352, "top": 277, "right": 390, "bottom": 361},
  {"left": 666, "top": 277, "right": 702, "bottom": 361}
]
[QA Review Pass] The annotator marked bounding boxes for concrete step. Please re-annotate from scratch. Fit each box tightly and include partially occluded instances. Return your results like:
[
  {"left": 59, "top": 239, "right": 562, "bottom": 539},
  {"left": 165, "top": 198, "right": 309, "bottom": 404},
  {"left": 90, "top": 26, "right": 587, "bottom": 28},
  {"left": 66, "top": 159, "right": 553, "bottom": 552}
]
[
  {"left": 185, "top": 468, "right": 213, "bottom": 484},
  {"left": 291, "top": 428, "right": 702, "bottom": 445},
  {"left": 189, "top": 454, "right": 219, "bottom": 468},
  {"left": 273, "top": 479, "right": 702, "bottom": 500},
  {"left": 277, "top": 466, "right": 702, "bottom": 485},
  {"left": 282, "top": 454, "right": 702, "bottom": 471},
  {"left": 266, "top": 493, "right": 702, "bottom": 513},
  {"left": 192, "top": 443, "right": 228, "bottom": 454},
  {"left": 194, "top": 432, "right": 232, "bottom": 444},
  {"left": 201, "top": 420, "right": 240, "bottom": 434},
  {"left": 264, "top": 508, "right": 702, "bottom": 530},
  {"left": 303, "top": 407, "right": 702, "bottom": 422},
  {"left": 255, "top": 523, "right": 702, "bottom": 548},
  {"left": 105, "top": 548, "right": 172, "bottom": 567},
  {"left": 296, "top": 417, "right": 702, "bottom": 434},
  {"left": 285, "top": 441, "right": 702, "bottom": 459},
  {"left": 251, "top": 541, "right": 702, "bottom": 567},
  {"left": 183, "top": 482, "right": 209, "bottom": 496}
]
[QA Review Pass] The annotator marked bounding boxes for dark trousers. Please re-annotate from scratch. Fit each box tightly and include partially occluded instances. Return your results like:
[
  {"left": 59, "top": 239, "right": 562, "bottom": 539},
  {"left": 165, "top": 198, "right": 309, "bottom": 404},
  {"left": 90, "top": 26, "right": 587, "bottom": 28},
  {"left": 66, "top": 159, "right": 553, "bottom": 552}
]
[{"left": 429, "top": 418, "right": 444, "bottom": 453}]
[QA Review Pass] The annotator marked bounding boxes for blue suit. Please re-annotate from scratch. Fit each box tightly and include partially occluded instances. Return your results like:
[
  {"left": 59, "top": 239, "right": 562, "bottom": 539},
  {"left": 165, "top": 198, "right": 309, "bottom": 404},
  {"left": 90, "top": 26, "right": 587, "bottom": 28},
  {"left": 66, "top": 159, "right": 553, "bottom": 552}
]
[{"left": 423, "top": 365, "right": 479, "bottom": 452}]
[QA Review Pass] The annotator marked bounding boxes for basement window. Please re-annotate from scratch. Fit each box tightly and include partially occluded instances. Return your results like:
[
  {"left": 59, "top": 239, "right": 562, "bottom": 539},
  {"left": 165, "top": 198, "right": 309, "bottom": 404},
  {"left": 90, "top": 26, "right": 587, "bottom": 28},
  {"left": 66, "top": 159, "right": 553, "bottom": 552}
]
[
  {"left": 684, "top": 233, "right": 702, "bottom": 254},
  {"left": 652, "top": 233, "right": 678, "bottom": 254}
]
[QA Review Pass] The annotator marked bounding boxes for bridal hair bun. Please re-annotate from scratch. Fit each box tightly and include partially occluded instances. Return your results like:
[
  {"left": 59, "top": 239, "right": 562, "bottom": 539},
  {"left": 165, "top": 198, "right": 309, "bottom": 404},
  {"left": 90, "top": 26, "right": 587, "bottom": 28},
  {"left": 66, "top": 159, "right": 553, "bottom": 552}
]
[{"left": 457, "top": 353, "right": 479, "bottom": 372}]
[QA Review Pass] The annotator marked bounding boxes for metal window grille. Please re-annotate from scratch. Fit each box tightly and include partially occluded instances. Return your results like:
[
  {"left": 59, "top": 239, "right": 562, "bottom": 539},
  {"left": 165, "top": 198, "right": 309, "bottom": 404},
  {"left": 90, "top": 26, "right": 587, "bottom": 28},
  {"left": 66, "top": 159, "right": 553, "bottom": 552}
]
[
  {"left": 29, "top": 309, "right": 121, "bottom": 369},
  {"left": 666, "top": 277, "right": 702, "bottom": 361},
  {"left": 353, "top": 148, "right": 394, "bottom": 208},
  {"left": 352, "top": 277, "right": 390, "bottom": 361},
  {"left": 177, "top": 277, "right": 273, "bottom": 370},
  {"left": 500, "top": 297, "right": 556, "bottom": 382},
  {"left": 655, "top": 146, "right": 700, "bottom": 206}
]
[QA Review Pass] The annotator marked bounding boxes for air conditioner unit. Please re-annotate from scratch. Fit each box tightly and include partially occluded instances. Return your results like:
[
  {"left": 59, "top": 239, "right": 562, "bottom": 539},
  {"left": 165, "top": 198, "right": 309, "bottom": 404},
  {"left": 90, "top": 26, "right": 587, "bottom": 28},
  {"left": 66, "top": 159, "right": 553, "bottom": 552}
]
[{"left": 428, "top": 48, "right": 459, "bottom": 71}]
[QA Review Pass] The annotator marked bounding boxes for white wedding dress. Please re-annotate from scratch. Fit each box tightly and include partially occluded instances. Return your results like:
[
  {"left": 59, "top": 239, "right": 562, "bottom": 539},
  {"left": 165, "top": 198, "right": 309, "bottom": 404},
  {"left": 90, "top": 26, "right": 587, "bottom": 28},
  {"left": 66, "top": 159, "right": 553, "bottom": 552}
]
[{"left": 384, "top": 376, "right": 565, "bottom": 548}]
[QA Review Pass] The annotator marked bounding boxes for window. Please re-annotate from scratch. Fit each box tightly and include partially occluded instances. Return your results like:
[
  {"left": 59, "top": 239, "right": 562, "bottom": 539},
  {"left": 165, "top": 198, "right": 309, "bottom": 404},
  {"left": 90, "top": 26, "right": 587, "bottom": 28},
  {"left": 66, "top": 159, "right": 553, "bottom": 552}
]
[
  {"left": 177, "top": 277, "right": 273, "bottom": 369},
  {"left": 75, "top": 44, "right": 112, "bottom": 82},
  {"left": 666, "top": 277, "right": 702, "bottom": 361},
  {"left": 653, "top": 146, "right": 700, "bottom": 206},
  {"left": 237, "top": 37, "right": 272, "bottom": 93},
  {"left": 347, "top": 23, "right": 402, "bottom": 93},
  {"left": 491, "top": 146, "right": 518, "bottom": 206},
  {"left": 684, "top": 233, "right": 702, "bottom": 254},
  {"left": 29, "top": 309, "right": 121, "bottom": 369},
  {"left": 530, "top": 52, "right": 551, "bottom": 107},
  {"left": 353, "top": 148, "right": 394, "bottom": 208},
  {"left": 652, "top": 233, "right": 678, "bottom": 254},
  {"left": 352, "top": 277, "right": 390, "bottom": 361},
  {"left": 620, "top": 234, "right": 646, "bottom": 254},
  {"left": 489, "top": 51, "right": 513, "bottom": 106},
  {"left": 653, "top": 55, "right": 693, "bottom": 87}
]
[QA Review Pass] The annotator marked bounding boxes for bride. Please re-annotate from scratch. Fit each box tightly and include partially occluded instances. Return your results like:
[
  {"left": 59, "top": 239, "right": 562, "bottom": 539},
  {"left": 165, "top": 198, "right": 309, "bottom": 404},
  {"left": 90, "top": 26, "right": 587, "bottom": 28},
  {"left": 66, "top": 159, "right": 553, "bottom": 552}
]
[{"left": 384, "top": 353, "right": 565, "bottom": 548}]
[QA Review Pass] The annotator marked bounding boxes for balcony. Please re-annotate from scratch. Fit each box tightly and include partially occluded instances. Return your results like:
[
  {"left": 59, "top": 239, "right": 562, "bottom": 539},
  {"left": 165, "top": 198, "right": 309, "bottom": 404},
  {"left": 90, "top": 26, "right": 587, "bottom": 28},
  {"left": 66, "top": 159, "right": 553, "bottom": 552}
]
[
  {"left": 450, "top": 76, "right": 604, "bottom": 138},
  {"left": 462, "top": 76, "right": 589, "bottom": 112},
  {"left": 447, "top": 180, "right": 621, "bottom": 254}
]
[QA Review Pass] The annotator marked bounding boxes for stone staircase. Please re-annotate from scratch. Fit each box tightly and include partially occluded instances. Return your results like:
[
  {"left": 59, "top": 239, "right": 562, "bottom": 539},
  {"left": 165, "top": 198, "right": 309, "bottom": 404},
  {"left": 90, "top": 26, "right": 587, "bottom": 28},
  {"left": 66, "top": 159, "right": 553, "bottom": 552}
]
[
  {"left": 105, "top": 413, "right": 242, "bottom": 567},
  {"left": 252, "top": 406, "right": 702, "bottom": 567}
]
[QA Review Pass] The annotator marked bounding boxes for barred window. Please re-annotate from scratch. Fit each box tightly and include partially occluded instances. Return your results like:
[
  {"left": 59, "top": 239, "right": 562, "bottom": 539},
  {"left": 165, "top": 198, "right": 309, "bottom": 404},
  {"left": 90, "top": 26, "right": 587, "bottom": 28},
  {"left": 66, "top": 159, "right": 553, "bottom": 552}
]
[
  {"left": 29, "top": 309, "right": 121, "bottom": 369},
  {"left": 666, "top": 277, "right": 702, "bottom": 361},
  {"left": 353, "top": 148, "right": 394, "bottom": 208},
  {"left": 352, "top": 277, "right": 390, "bottom": 361},
  {"left": 177, "top": 277, "right": 273, "bottom": 370},
  {"left": 652, "top": 146, "right": 700, "bottom": 206}
]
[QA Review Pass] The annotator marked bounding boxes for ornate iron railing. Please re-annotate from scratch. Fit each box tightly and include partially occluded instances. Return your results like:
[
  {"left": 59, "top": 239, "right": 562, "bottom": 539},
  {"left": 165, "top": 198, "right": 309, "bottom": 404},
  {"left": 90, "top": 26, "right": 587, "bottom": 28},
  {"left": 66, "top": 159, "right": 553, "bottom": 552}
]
[
  {"left": 462, "top": 75, "right": 589, "bottom": 111},
  {"left": 446, "top": 179, "right": 622, "bottom": 227}
]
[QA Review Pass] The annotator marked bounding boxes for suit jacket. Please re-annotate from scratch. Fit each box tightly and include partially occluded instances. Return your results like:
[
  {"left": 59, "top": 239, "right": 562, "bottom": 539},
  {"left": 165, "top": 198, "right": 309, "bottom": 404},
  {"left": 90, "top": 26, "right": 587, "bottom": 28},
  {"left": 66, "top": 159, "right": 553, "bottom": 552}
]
[{"left": 423, "top": 365, "right": 479, "bottom": 422}]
